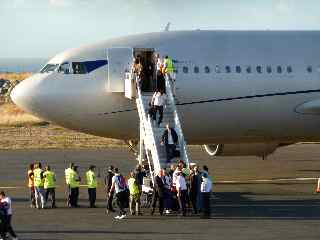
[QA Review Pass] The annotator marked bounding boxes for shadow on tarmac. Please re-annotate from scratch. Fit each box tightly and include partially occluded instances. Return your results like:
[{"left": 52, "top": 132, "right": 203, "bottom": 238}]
[{"left": 213, "top": 192, "right": 320, "bottom": 220}]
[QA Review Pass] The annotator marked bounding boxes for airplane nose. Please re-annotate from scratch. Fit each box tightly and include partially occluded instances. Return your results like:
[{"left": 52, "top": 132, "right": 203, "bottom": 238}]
[{"left": 10, "top": 74, "right": 42, "bottom": 113}]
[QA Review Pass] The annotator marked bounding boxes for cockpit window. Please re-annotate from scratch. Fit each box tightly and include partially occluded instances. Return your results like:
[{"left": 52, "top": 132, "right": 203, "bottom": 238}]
[
  {"left": 58, "top": 62, "right": 70, "bottom": 74},
  {"left": 72, "top": 62, "right": 87, "bottom": 74},
  {"left": 40, "top": 64, "right": 59, "bottom": 73}
]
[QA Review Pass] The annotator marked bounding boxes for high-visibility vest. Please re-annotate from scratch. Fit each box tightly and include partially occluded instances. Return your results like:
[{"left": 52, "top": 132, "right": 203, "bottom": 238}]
[
  {"left": 86, "top": 170, "right": 97, "bottom": 188},
  {"left": 127, "top": 178, "right": 140, "bottom": 195},
  {"left": 33, "top": 168, "right": 44, "bottom": 187},
  {"left": 28, "top": 170, "right": 34, "bottom": 188},
  {"left": 69, "top": 170, "right": 80, "bottom": 188},
  {"left": 44, "top": 170, "right": 56, "bottom": 189},
  {"left": 65, "top": 168, "right": 72, "bottom": 185},
  {"left": 164, "top": 58, "right": 174, "bottom": 73}
]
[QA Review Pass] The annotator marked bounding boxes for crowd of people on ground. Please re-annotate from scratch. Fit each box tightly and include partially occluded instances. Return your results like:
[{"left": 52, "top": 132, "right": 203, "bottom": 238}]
[{"left": 24, "top": 159, "right": 212, "bottom": 221}]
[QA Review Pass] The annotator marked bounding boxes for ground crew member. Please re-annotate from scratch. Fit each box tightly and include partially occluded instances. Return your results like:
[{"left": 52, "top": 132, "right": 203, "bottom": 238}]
[
  {"left": 65, "top": 163, "right": 74, "bottom": 207},
  {"left": 128, "top": 171, "right": 141, "bottom": 215},
  {"left": 33, "top": 162, "right": 45, "bottom": 209},
  {"left": 86, "top": 165, "right": 97, "bottom": 208},
  {"left": 27, "top": 163, "right": 36, "bottom": 208},
  {"left": 44, "top": 165, "right": 56, "bottom": 208},
  {"left": 69, "top": 165, "right": 81, "bottom": 208},
  {"left": 163, "top": 55, "right": 174, "bottom": 79}
]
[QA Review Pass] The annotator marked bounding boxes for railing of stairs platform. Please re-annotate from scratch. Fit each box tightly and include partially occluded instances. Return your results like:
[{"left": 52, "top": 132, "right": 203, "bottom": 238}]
[
  {"left": 165, "top": 76, "right": 190, "bottom": 167},
  {"left": 135, "top": 78, "right": 161, "bottom": 182}
]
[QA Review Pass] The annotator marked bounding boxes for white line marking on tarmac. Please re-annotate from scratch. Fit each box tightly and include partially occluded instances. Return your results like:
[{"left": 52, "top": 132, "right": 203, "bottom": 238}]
[
  {"left": 216, "top": 177, "right": 318, "bottom": 184},
  {"left": 0, "top": 178, "right": 318, "bottom": 189}
]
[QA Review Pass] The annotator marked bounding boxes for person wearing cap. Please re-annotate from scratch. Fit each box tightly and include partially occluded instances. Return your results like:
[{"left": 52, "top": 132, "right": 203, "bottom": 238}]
[
  {"left": 201, "top": 172, "right": 212, "bottom": 218},
  {"left": 105, "top": 165, "right": 115, "bottom": 214},
  {"left": 86, "top": 165, "right": 97, "bottom": 208}
]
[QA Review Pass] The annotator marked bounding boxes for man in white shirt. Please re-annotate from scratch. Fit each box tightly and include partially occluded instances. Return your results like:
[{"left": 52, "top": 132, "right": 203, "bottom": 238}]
[
  {"left": 0, "top": 191, "right": 18, "bottom": 240},
  {"left": 175, "top": 171, "right": 188, "bottom": 216},
  {"left": 151, "top": 90, "right": 166, "bottom": 127},
  {"left": 200, "top": 173, "right": 212, "bottom": 218}
]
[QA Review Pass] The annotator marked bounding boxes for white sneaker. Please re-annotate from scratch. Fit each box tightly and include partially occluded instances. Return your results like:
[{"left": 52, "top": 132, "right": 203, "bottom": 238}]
[
  {"left": 114, "top": 215, "right": 120, "bottom": 219},
  {"left": 119, "top": 214, "right": 126, "bottom": 219},
  {"left": 165, "top": 210, "right": 170, "bottom": 214}
]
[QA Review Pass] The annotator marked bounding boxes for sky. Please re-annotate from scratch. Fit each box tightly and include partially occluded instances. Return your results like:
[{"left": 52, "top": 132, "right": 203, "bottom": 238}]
[{"left": 0, "top": 0, "right": 320, "bottom": 58}]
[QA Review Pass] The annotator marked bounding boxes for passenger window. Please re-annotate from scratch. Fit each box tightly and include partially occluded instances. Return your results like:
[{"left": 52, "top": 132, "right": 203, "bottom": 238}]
[
  {"left": 256, "top": 66, "right": 262, "bottom": 74},
  {"left": 183, "top": 66, "right": 188, "bottom": 73},
  {"left": 287, "top": 66, "right": 293, "bottom": 73},
  {"left": 215, "top": 65, "right": 221, "bottom": 73},
  {"left": 194, "top": 66, "right": 199, "bottom": 73},
  {"left": 72, "top": 62, "right": 87, "bottom": 74},
  {"left": 246, "top": 66, "right": 252, "bottom": 73},
  {"left": 266, "top": 66, "right": 272, "bottom": 74},
  {"left": 277, "top": 66, "right": 282, "bottom": 74},
  {"left": 236, "top": 66, "right": 241, "bottom": 73},
  {"left": 58, "top": 62, "right": 70, "bottom": 74},
  {"left": 225, "top": 66, "right": 231, "bottom": 73},
  {"left": 307, "top": 66, "right": 312, "bottom": 73},
  {"left": 204, "top": 66, "right": 210, "bottom": 73}
]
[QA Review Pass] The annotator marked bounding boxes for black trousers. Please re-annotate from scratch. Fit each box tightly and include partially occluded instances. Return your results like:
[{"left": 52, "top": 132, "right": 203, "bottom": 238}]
[
  {"left": 151, "top": 191, "right": 164, "bottom": 215},
  {"left": 153, "top": 105, "right": 163, "bottom": 125},
  {"left": 178, "top": 190, "right": 188, "bottom": 216},
  {"left": 5, "top": 215, "right": 17, "bottom": 238},
  {"left": 88, "top": 188, "right": 96, "bottom": 207},
  {"left": 66, "top": 184, "right": 71, "bottom": 206},
  {"left": 70, "top": 187, "right": 79, "bottom": 207},
  {"left": 201, "top": 192, "right": 211, "bottom": 217},
  {"left": 45, "top": 188, "right": 56, "bottom": 208},
  {"left": 106, "top": 191, "right": 114, "bottom": 210},
  {"left": 30, "top": 186, "right": 36, "bottom": 207},
  {"left": 165, "top": 144, "right": 176, "bottom": 162},
  {"left": 116, "top": 191, "right": 128, "bottom": 216}
]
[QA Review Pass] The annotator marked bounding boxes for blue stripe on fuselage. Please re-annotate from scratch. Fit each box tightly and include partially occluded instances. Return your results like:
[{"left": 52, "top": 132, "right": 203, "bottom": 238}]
[{"left": 83, "top": 60, "right": 108, "bottom": 73}]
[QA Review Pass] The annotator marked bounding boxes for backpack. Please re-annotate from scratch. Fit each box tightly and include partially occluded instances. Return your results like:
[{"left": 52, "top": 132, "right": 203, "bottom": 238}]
[{"left": 117, "top": 175, "right": 127, "bottom": 190}]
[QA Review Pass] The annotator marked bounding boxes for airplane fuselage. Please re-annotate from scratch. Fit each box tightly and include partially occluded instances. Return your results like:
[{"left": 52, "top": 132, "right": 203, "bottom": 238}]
[{"left": 11, "top": 31, "right": 320, "bottom": 145}]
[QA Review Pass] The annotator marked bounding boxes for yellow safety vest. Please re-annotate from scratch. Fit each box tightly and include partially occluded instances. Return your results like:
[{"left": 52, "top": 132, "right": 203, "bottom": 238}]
[
  {"left": 127, "top": 178, "right": 140, "bottom": 195},
  {"left": 164, "top": 58, "right": 174, "bottom": 73},
  {"left": 33, "top": 168, "right": 44, "bottom": 187},
  {"left": 65, "top": 168, "right": 72, "bottom": 185},
  {"left": 69, "top": 170, "right": 80, "bottom": 188},
  {"left": 44, "top": 170, "right": 55, "bottom": 189},
  {"left": 86, "top": 170, "right": 97, "bottom": 188}
]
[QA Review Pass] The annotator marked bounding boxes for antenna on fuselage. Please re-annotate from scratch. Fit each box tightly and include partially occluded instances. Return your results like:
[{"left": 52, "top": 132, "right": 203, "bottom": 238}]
[{"left": 164, "top": 22, "right": 171, "bottom": 32}]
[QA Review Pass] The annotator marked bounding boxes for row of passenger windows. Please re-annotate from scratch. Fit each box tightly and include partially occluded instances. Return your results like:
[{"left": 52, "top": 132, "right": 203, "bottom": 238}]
[{"left": 179, "top": 65, "right": 316, "bottom": 74}]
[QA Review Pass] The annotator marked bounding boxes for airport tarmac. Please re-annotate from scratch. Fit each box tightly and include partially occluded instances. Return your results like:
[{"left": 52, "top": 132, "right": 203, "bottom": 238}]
[{"left": 1, "top": 144, "right": 320, "bottom": 240}]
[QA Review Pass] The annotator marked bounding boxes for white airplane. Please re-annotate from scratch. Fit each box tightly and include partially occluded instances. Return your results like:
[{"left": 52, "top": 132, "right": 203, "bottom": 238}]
[{"left": 10, "top": 30, "right": 320, "bottom": 158}]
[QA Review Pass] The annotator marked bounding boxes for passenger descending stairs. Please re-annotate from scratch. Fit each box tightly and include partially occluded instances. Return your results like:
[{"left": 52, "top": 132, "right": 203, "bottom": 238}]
[{"left": 136, "top": 76, "right": 190, "bottom": 179}]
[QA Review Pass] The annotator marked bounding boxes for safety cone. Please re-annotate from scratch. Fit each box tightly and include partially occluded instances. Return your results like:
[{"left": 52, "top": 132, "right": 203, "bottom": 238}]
[{"left": 316, "top": 178, "right": 320, "bottom": 193}]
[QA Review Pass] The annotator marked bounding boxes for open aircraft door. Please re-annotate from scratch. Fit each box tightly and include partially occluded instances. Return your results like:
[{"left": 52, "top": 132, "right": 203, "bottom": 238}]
[{"left": 107, "top": 47, "right": 133, "bottom": 92}]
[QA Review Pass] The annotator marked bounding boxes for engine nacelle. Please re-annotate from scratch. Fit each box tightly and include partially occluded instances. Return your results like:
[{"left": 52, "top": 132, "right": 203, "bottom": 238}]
[{"left": 203, "top": 143, "right": 280, "bottom": 158}]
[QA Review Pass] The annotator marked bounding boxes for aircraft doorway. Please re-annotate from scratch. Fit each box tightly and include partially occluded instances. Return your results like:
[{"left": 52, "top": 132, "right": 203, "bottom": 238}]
[{"left": 133, "top": 48, "right": 157, "bottom": 92}]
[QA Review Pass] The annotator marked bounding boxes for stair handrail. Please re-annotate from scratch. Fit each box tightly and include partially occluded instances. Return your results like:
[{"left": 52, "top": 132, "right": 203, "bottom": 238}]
[
  {"left": 135, "top": 79, "right": 162, "bottom": 174},
  {"left": 165, "top": 75, "right": 190, "bottom": 167}
]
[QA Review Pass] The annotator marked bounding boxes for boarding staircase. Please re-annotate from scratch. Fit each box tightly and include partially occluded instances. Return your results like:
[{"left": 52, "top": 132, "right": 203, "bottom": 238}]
[{"left": 134, "top": 75, "right": 190, "bottom": 180}]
